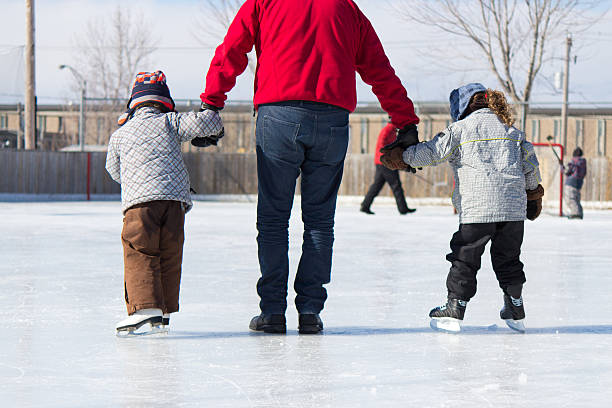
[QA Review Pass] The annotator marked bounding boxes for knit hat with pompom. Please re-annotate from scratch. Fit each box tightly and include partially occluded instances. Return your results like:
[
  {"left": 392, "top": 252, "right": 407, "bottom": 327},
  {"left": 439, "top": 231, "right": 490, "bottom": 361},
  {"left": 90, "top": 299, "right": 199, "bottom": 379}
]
[{"left": 118, "top": 70, "right": 175, "bottom": 126}]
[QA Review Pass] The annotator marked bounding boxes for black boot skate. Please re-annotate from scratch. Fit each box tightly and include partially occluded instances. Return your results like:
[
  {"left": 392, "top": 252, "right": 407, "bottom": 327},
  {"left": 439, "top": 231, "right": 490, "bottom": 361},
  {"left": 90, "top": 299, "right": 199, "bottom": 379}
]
[
  {"left": 429, "top": 298, "right": 467, "bottom": 333},
  {"left": 298, "top": 314, "right": 323, "bottom": 334},
  {"left": 249, "top": 314, "right": 286, "bottom": 334},
  {"left": 500, "top": 295, "right": 525, "bottom": 333}
]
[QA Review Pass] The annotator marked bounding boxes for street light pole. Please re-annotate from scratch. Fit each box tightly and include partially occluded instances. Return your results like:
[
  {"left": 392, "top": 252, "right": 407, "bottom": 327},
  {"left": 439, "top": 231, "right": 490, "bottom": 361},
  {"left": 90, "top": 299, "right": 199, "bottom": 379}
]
[
  {"left": 561, "top": 33, "right": 572, "bottom": 150},
  {"left": 59, "top": 65, "right": 86, "bottom": 151},
  {"left": 79, "top": 81, "right": 87, "bottom": 152}
]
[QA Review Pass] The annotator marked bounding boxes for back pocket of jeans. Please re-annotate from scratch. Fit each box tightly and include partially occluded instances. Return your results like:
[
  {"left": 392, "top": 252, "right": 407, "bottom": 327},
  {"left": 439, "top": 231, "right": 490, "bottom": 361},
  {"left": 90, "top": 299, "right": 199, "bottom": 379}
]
[
  {"left": 324, "top": 124, "right": 349, "bottom": 163},
  {"left": 262, "top": 115, "right": 300, "bottom": 161}
]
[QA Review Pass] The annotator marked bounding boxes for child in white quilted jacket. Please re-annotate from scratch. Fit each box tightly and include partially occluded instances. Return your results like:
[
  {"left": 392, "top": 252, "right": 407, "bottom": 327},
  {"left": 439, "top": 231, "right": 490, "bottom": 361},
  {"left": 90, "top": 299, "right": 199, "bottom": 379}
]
[
  {"left": 106, "top": 71, "right": 223, "bottom": 335},
  {"left": 382, "top": 83, "right": 544, "bottom": 333}
]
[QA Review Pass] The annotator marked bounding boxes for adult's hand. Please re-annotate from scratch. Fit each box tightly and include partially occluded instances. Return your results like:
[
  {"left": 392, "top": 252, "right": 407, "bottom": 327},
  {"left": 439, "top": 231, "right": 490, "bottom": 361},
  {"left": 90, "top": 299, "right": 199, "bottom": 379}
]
[
  {"left": 200, "top": 102, "right": 222, "bottom": 112},
  {"left": 380, "top": 124, "right": 419, "bottom": 152}
]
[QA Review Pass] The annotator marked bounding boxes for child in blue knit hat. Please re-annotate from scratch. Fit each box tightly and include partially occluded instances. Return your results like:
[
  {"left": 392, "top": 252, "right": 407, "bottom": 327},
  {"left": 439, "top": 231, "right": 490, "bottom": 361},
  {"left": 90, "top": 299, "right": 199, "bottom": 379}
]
[
  {"left": 106, "top": 70, "right": 224, "bottom": 336},
  {"left": 382, "top": 84, "right": 543, "bottom": 333}
]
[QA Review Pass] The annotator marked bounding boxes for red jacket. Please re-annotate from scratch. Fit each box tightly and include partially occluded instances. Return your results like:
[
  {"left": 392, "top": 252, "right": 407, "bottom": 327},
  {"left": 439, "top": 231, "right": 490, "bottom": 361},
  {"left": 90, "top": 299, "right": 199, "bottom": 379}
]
[
  {"left": 375, "top": 123, "right": 397, "bottom": 165},
  {"left": 201, "top": 0, "right": 419, "bottom": 128}
]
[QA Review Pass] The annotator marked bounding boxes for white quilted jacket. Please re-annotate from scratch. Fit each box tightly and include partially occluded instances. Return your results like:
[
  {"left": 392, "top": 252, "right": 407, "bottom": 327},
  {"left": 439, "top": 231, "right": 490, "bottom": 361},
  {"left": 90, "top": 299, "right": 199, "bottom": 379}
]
[
  {"left": 403, "top": 109, "right": 541, "bottom": 224},
  {"left": 106, "top": 107, "right": 222, "bottom": 213}
]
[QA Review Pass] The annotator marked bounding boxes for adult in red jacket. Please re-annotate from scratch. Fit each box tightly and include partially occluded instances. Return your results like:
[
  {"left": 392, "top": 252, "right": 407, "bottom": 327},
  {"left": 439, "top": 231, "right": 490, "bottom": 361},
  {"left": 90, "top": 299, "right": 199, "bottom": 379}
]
[
  {"left": 361, "top": 121, "right": 416, "bottom": 215},
  {"left": 200, "top": 0, "right": 420, "bottom": 334}
]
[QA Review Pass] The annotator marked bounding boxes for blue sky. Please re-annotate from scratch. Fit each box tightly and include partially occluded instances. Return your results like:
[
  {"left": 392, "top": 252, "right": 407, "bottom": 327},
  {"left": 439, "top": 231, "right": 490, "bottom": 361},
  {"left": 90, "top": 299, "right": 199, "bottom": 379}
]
[{"left": 1, "top": 0, "right": 611, "bottom": 106}]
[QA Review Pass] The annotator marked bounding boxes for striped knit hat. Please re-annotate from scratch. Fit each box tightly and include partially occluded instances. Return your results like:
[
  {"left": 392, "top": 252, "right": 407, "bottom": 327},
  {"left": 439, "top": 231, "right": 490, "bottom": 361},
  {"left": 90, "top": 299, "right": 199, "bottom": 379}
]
[
  {"left": 118, "top": 71, "right": 175, "bottom": 126},
  {"left": 449, "top": 83, "right": 487, "bottom": 122}
]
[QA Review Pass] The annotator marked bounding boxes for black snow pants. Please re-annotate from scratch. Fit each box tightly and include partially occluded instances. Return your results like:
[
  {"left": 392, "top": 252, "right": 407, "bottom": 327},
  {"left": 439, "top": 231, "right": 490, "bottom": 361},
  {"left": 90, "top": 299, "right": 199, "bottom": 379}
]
[
  {"left": 361, "top": 164, "right": 409, "bottom": 213},
  {"left": 445, "top": 221, "right": 526, "bottom": 301}
]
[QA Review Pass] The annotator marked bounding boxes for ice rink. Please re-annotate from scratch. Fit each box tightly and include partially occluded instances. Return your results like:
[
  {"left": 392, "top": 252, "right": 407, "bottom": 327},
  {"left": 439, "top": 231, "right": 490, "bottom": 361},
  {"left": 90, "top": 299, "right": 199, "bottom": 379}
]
[{"left": 1, "top": 200, "right": 611, "bottom": 407}]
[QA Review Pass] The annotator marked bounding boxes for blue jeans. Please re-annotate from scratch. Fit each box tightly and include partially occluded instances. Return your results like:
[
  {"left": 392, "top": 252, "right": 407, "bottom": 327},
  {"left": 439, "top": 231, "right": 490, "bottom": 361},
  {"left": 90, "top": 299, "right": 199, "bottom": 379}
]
[{"left": 255, "top": 101, "right": 349, "bottom": 314}]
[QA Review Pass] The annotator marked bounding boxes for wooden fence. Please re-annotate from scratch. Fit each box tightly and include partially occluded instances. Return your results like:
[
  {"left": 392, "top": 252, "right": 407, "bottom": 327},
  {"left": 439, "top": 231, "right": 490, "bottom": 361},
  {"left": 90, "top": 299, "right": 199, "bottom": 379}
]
[{"left": 1, "top": 150, "right": 610, "bottom": 204}]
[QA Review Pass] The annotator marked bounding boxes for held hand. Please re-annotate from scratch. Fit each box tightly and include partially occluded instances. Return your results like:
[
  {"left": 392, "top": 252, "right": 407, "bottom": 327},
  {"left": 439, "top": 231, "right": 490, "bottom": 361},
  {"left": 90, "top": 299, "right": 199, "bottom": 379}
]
[
  {"left": 199, "top": 102, "right": 222, "bottom": 112},
  {"left": 191, "top": 103, "right": 225, "bottom": 148},
  {"left": 380, "top": 146, "right": 413, "bottom": 172},
  {"left": 191, "top": 128, "right": 225, "bottom": 148},
  {"left": 380, "top": 124, "right": 419, "bottom": 152}
]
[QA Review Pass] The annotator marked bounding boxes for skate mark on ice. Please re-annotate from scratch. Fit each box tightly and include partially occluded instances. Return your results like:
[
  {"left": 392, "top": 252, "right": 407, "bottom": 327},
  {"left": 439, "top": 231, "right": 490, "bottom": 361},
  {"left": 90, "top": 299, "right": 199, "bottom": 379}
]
[
  {"left": 201, "top": 371, "right": 256, "bottom": 408},
  {"left": 0, "top": 363, "right": 25, "bottom": 380}
]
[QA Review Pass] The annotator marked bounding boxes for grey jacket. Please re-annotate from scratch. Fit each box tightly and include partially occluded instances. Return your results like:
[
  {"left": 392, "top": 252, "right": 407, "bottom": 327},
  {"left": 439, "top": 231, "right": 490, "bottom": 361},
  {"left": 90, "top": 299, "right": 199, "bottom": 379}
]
[
  {"left": 106, "top": 107, "right": 223, "bottom": 213},
  {"left": 403, "top": 109, "right": 541, "bottom": 224}
]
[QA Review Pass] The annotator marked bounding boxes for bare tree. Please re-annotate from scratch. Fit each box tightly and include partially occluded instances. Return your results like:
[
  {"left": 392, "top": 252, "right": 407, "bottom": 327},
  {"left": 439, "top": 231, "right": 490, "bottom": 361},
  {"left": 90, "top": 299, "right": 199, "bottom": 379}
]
[
  {"left": 195, "top": 0, "right": 256, "bottom": 73},
  {"left": 391, "top": 0, "right": 606, "bottom": 106},
  {"left": 73, "top": 7, "right": 156, "bottom": 103},
  {"left": 67, "top": 6, "right": 157, "bottom": 145}
]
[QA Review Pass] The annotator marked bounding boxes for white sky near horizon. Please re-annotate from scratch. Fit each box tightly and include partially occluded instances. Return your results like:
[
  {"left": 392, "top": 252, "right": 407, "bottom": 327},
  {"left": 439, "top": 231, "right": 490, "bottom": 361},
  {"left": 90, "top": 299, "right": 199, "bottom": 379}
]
[{"left": 0, "top": 0, "right": 611, "bottom": 106}]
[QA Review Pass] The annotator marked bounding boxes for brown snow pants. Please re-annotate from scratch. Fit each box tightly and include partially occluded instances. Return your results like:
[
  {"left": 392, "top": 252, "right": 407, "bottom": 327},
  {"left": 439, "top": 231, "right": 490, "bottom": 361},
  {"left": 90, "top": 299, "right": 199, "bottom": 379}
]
[{"left": 121, "top": 200, "right": 185, "bottom": 315}]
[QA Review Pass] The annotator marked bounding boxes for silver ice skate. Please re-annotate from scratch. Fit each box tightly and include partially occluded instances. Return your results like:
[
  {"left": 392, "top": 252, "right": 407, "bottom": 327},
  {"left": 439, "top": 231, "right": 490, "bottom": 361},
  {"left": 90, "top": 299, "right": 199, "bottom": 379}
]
[{"left": 115, "top": 308, "right": 166, "bottom": 337}]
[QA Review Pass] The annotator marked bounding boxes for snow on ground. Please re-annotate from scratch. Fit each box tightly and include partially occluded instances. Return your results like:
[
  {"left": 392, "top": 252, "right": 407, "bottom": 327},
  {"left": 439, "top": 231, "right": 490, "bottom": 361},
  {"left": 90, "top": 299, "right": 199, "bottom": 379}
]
[{"left": 1, "top": 200, "right": 611, "bottom": 407}]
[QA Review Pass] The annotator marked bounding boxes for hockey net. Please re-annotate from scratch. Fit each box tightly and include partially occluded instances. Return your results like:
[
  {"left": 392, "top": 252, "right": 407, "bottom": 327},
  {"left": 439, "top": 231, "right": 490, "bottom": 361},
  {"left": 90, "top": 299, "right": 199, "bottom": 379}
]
[{"left": 532, "top": 143, "right": 564, "bottom": 217}]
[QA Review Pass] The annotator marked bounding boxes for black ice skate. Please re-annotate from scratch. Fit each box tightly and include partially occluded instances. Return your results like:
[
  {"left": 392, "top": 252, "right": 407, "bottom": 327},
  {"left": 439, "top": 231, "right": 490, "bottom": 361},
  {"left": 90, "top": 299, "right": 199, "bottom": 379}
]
[
  {"left": 429, "top": 298, "right": 467, "bottom": 333},
  {"left": 500, "top": 294, "right": 526, "bottom": 333},
  {"left": 249, "top": 314, "right": 286, "bottom": 333},
  {"left": 116, "top": 308, "right": 165, "bottom": 337}
]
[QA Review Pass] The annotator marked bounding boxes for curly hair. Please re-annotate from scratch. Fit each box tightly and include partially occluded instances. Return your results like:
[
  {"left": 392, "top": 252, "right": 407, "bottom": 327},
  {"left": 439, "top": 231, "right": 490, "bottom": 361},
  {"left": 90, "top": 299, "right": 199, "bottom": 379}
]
[{"left": 486, "top": 89, "right": 514, "bottom": 127}]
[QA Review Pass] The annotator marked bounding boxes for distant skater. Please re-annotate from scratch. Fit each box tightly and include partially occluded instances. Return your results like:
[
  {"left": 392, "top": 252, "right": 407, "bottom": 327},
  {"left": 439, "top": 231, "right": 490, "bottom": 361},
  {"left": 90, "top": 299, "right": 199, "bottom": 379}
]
[
  {"left": 106, "top": 71, "right": 223, "bottom": 336},
  {"left": 564, "top": 147, "right": 587, "bottom": 219},
  {"left": 382, "top": 83, "right": 543, "bottom": 333},
  {"left": 361, "top": 120, "right": 416, "bottom": 215}
]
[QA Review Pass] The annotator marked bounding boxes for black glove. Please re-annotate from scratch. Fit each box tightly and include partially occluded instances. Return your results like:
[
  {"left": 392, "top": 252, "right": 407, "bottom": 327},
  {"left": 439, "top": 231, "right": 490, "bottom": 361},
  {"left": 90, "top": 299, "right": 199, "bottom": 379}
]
[
  {"left": 191, "top": 128, "right": 224, "bottom": 147},
  {"left": 380, "top": 124, "right": 419, "bottom": 173},
  {"left": 191, "top": 102, "right": 224, "bottom": 148},
  {"left": 380, "top": 124, "right": 419, "bottom": 151},
  {"left": 199, "top": 102, "right": 222, "bottom": 112}
]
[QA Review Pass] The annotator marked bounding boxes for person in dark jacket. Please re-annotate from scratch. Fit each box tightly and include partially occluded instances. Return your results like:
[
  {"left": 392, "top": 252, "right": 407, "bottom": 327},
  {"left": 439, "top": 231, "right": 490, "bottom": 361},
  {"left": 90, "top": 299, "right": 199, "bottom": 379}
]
[
  {"left": 564, "top": 147, "right": 587, "bottom": 219},
  {"left": 201, "top": 0, "right": 420, "bottom": 334},
  {"left": 361, "top": 120, "right": 416, "bottom": 215}
]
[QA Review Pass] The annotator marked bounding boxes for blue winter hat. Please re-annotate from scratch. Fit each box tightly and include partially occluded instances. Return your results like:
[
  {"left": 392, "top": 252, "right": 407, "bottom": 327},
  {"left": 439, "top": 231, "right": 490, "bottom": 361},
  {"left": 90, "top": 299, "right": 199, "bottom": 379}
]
[
  {"left": 118, "top": 71, "right": 175, "bottom": 126},
  {"left": 449, "top": 83, "right": 487, "bottom": 122}
]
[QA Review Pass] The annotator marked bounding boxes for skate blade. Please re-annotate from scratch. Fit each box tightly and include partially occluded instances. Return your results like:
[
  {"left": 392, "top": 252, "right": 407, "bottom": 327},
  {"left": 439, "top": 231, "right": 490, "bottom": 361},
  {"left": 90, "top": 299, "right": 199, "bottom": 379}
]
[
  {"left": 430, "top": 317, "right": 461, "bottom": 333},
  {"left": 116, "top": 324, "right": 168, "bottom": 338},
  {"left": 505, "top": 319, "right": 525, "bottom": 333}
]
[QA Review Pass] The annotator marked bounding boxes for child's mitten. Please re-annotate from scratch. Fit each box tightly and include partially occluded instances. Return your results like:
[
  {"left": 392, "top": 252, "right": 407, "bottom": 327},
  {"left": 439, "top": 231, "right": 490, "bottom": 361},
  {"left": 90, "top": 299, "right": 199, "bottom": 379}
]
[
  {"left": 526, "top": 184, "right": 544, "bottom": 220},
  {"left": 191, "top": 105, "right": 224, "bottom": 148}
]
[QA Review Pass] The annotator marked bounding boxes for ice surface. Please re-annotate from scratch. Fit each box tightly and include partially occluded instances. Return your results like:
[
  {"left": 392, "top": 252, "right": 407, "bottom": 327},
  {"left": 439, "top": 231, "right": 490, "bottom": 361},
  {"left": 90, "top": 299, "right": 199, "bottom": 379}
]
[{"left": 1, "top": 200, "right": 611, "bottom": 407}]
